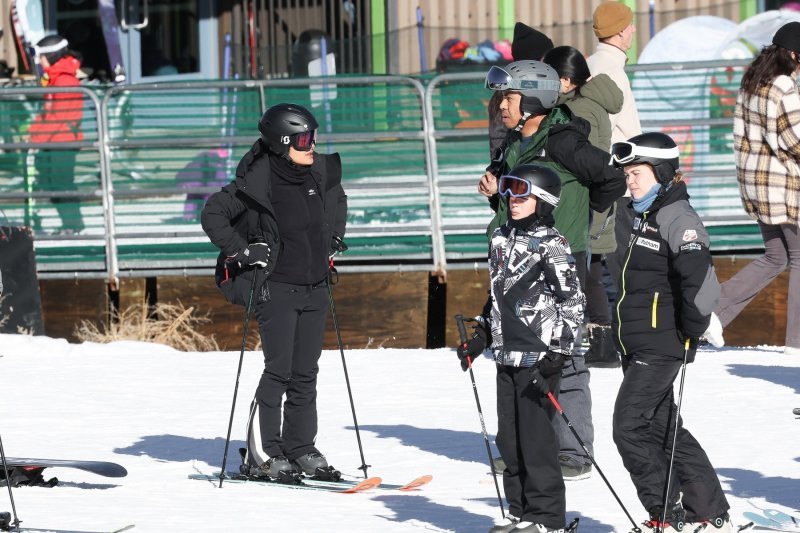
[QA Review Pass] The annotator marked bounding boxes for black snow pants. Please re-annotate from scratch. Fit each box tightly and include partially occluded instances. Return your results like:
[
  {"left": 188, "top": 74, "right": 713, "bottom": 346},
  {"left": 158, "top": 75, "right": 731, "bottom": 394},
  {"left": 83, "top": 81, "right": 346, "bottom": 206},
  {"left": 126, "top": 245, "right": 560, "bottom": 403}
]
[
  {"left": 496, "top": 364, "right": 566, "bottom": 529},
  {"left": 612, "top": 353, "right": 729, "bottom": 522},
  {"left": 245, "top": 279, "right": 329, "bottom": 465}
]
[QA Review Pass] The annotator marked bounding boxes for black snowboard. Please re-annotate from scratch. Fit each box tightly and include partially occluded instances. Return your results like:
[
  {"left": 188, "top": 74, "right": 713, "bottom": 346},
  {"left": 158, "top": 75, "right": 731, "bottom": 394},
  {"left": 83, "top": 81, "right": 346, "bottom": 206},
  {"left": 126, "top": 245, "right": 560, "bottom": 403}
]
[{"left": 1, "top": 457, "right": 127, "bottom": 487}]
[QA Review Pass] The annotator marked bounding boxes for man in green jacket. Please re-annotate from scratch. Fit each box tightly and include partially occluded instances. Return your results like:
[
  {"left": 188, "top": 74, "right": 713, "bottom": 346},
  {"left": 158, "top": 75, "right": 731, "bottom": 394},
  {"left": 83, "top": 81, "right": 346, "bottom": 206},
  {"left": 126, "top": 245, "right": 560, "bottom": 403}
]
[{"left": 478, "top": 60, "right": 624, "bottom": 481}]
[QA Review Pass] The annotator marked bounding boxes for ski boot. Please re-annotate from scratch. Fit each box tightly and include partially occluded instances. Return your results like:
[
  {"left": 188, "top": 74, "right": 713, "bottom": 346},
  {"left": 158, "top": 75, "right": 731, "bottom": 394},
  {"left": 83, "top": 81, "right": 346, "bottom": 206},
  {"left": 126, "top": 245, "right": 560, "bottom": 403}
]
[
  {"left": 686, "top": 512, "right": 731, "bottom": 532},
  {"left": 631, "top": 504, "right": 686, "bottom": 533},
  {"left": 292, "top": 452, "right": 341, "bottom": 481},
  {"left": 0, "top": 512, "right": 11, "bottom": 532},
  {"left": 488, "top": 514, "right": 519, "bottom": 533},
  {"left": 583, "top": 324, "right": 620, "bottom": 368},
  {"left": 253, "top": 455, "right": 301, "bottom": 484},
  {"left": 512, "top": 518, "right": 579, "bottom": 533}
]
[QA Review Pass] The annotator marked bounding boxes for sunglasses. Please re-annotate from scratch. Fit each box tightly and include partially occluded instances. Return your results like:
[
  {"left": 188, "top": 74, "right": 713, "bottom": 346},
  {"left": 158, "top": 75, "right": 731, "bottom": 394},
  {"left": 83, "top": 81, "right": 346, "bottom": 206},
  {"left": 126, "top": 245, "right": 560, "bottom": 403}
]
[
  {"left": 610, "top": 141, "right": 681, "bottom": 165},
  {"left": 291, "top": 129, "right": 317, "bottom": 151}
]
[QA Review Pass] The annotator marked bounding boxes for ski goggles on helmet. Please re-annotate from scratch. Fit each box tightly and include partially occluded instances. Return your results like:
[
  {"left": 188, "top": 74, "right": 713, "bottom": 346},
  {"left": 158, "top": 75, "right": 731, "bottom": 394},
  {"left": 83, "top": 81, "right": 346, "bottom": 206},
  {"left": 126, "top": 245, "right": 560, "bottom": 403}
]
[
  {"left": 290, "top": 129, "right": 317, "bottom": 151},
  {"left": 610, "top": 141, "right": 680, "bottom": 166},
  {"left": 498, "top": 175, "right": 559, "bottom": 206},
  {"left": 485, "top": 65, "right": 561, "bottom": 92}
]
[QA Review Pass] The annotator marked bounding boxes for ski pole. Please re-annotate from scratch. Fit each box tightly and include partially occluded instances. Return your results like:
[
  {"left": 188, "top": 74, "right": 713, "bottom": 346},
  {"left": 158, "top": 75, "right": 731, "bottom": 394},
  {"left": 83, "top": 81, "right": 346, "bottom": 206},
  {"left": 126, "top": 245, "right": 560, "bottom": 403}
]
[
  {"left": 219, "top": 272, "right": 259, "bottom": 488},
  {"left": 455, "top": 314, "right": 505, "bottom": 520},
  {"left": 660, "top": 339, "right": 692, "bottom": 533},
  {"left": 0, "top": 433, "right": 22, "bottom": 532},
  {"left": 540, "top": 381, "right": 640, "bottom": 532},
  {"left": 326, "top": 277, "right": 370, "bottom": 479}
]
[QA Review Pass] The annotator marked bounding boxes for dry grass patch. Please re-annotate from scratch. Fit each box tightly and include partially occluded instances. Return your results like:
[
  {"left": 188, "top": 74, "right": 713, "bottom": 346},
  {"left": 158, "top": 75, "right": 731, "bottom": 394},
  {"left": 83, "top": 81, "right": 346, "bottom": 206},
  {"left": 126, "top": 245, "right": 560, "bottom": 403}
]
[{"left": 75, "top": 300, "right": 219, "bottom": 352}]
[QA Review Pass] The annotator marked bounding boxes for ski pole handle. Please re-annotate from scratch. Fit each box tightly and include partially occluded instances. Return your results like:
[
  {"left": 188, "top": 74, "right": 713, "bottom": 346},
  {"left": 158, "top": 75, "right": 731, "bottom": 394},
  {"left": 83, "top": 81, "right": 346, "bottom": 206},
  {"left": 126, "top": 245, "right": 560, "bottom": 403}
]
[{"left": 455, "top": 314, "right": 468, "bottom": 344}]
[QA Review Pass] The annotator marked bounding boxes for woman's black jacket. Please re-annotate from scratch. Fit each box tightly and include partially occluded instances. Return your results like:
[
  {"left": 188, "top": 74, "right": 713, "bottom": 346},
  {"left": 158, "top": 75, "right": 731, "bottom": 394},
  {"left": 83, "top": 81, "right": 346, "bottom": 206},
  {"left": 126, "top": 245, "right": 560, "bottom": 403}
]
[{"left": 200, "top": 140, "right": 347, "bottom": 306}]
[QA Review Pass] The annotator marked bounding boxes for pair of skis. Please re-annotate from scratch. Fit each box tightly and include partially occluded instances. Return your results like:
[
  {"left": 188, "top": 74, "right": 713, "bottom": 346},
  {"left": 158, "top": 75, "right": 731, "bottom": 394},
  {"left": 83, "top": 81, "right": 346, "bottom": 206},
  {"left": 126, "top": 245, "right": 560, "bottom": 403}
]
[
  {"left": 740, "top": 509, "right": 799, "bottom": 532},
  {"left": 189, "top": 471, "right": 432, "bottom": 495}
]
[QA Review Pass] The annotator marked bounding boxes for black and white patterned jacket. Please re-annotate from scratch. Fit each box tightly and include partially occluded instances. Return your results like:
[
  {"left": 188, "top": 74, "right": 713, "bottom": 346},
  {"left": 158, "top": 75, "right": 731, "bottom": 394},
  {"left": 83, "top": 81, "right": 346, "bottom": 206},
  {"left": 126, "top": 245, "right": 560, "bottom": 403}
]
[{"left": 488, "top": 219, "right": 585, "bottom": 367}]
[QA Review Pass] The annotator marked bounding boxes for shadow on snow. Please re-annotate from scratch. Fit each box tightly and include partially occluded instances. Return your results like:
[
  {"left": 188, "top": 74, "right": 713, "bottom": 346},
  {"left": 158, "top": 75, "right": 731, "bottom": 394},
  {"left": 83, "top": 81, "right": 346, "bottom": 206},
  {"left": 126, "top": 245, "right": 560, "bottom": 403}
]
[
  {"left": 725, "top": 364, "right": 800, "bottom": 394},
  {"left": 114, "top": 435, "right": 245, "bottom": 468},
  {"left": 351, "top": 424, "right": 498, "bottom": 464},
  {"left": 718, "top": 467, "right": 800, "bottom": 510}
]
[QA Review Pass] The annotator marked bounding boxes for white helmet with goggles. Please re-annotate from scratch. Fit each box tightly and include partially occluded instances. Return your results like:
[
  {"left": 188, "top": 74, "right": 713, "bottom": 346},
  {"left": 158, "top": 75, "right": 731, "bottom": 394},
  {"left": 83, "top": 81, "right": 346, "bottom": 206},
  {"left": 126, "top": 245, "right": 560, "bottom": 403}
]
[{"left": 610, "top": 132, "right": 680, "bottom": 184}]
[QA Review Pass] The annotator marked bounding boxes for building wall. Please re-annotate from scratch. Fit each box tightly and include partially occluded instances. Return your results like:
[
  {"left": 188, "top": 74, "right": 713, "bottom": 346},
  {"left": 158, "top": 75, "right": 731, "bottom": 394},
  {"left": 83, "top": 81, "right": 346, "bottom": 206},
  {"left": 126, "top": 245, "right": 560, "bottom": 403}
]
[{"left": 387, "top": 0, "right": 743, "bottom": 74}]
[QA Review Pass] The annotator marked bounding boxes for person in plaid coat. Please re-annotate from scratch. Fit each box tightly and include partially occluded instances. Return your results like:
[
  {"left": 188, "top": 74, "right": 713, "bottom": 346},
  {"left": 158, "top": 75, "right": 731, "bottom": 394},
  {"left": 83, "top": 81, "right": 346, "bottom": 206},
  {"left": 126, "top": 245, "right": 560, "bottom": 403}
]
[{"left": 715, "top": 21, "right": 800, "bottom": 354}]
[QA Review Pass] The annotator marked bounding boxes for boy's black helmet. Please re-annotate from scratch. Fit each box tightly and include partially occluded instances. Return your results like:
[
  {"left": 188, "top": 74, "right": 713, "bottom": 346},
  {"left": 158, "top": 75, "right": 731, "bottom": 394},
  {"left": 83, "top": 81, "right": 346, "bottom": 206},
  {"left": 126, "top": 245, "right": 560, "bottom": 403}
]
[
  {"left": 502, "top": 164, "right": 562, "bottom": 217},
  {"left": 610, "top": 132, "right": 680, "bottom": 184},
  {"left": 258, "top": 103, "right": 319, "bottom": 156}
]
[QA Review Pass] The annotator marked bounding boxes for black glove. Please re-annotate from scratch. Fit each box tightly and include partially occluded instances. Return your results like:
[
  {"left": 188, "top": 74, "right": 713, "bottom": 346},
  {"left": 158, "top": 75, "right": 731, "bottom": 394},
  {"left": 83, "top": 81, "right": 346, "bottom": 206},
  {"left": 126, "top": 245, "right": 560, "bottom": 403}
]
[
  {"left": 239, "top": 242, "right": 270, "bottom": 268},
  {"left": 457, "top": 322, "right": 487, "bottom": 371},
  {"left": 530, "top": 352, "right": 567, "bottom": 396},
  {"left": 330, "top": 234, "right": 348, "bottom": 255}
]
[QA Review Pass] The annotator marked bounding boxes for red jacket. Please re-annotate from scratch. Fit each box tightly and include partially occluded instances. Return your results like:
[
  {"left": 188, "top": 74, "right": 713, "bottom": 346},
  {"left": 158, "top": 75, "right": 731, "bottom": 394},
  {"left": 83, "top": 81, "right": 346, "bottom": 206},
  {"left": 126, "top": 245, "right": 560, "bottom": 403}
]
[{"left": 29, "top": 55, "right": 84, "bottom": 143}]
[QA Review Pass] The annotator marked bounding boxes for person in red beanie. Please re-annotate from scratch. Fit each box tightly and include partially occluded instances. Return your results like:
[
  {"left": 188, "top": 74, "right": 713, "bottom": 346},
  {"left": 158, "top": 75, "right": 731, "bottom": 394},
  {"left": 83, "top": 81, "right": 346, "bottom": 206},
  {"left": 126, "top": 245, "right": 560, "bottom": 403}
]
[{"left": 28, "top": 34, "right": 85, "bottom": 234}]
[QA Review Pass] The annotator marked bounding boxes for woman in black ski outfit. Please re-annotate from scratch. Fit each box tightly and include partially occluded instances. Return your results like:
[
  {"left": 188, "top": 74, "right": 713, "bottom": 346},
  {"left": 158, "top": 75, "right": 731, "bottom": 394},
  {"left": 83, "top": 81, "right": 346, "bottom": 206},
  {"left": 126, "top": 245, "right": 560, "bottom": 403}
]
[
  {"left": 610, "top": 132, "right": 730, "bottom": 533},
  {"left": 201, "top": 103, "right": 347, "bottom": 480}
]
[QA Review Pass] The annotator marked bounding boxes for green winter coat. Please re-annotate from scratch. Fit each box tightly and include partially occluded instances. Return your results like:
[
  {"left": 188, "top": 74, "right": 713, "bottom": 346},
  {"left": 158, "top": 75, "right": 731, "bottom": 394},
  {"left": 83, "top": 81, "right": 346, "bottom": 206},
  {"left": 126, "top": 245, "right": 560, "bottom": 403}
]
[
  {"left": 558, "top": 73, "right": 623, "bottom": 255},
  {"left": 486, "top": 105, "right": 591, "bottom": 254}
]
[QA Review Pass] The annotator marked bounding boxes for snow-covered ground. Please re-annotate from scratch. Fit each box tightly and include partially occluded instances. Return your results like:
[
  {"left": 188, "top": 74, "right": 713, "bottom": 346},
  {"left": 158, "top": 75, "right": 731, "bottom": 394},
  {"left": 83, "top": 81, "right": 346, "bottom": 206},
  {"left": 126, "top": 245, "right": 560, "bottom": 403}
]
[{"left": 0, "top": 333, "right": 798, "bottom": 532}]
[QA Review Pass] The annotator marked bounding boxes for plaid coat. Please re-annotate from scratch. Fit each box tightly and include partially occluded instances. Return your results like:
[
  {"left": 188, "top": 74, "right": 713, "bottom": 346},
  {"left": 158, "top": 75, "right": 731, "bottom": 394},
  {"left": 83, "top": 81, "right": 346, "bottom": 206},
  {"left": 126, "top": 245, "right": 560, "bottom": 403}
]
[{"left": 733, "top": 73, "right": 800, "bottom": 225}]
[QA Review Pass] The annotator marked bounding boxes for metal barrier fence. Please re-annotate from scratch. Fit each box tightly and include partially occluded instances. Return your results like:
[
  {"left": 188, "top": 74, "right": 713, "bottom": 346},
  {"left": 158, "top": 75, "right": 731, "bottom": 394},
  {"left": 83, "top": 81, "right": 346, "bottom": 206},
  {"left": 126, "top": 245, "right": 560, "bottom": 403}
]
[{"left": 0, "top": 59, "right": 761, "bottom": 284}]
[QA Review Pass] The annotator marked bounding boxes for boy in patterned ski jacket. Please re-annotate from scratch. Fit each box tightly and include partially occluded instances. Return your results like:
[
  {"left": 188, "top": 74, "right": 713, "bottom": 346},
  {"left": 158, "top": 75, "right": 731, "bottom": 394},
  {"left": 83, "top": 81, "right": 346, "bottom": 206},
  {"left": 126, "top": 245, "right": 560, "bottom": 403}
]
[{"left": 460, "top": 164, "right": 584, "bottom": 533}]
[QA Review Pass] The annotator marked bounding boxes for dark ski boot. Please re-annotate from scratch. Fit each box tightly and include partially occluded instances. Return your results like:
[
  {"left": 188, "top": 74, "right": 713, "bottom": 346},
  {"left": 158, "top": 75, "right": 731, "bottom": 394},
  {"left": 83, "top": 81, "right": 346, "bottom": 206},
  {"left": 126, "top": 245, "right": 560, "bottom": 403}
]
[
  {"left": 583, "top": 324, "right": 620, "bottom": 368},
  {"left": 252, "top": 456, "right": 301, "bottom": 484},
  {"left": 292, "top": 452, "right": 341, "bottom": 481},
  {"left": 0, "top": 512, "right": 11, "bottom": 532}
]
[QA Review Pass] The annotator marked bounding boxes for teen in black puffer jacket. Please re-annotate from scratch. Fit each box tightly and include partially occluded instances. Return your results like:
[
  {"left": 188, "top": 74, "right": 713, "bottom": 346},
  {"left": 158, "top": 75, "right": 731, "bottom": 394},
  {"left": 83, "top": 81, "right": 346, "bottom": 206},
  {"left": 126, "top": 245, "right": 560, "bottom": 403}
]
[{"left": 610, "top": 132, "right": 729, "bottom": 533}]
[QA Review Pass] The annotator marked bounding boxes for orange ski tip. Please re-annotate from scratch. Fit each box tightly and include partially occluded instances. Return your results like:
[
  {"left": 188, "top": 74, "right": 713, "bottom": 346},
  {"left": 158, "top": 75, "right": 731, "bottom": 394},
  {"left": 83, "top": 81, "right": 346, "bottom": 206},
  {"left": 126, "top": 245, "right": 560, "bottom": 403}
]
[
  {"left": 399, "top": 474, "right": 433, "bottom": 491},
  {"left": 340, "top": 476, "right": 382, "bottom": 493}
]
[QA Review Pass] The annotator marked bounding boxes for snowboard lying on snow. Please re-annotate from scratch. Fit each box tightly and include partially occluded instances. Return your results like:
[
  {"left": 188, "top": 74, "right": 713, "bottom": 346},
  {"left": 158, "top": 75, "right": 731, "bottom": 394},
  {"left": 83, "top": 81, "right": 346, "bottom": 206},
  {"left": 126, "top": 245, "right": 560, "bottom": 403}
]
[{"left": 1, "top": 457, "right": 127, "bottom": 487}]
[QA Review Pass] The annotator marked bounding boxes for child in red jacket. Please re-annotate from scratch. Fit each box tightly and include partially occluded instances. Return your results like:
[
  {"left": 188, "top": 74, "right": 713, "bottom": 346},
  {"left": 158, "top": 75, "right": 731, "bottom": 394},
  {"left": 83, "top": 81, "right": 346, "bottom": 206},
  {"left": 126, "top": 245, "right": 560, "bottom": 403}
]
[{"left": 28, "top": 34, "right": 84, "bottom": 234}]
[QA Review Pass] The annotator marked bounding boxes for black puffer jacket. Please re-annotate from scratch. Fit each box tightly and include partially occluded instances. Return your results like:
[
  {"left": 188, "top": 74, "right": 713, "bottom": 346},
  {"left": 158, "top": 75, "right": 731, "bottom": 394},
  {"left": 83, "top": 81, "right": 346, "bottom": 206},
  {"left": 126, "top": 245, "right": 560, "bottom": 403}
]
[
  {"left": 612, "top": 182, "right": 719, "bottom": 361},
  {"left": 201, "top": 140, "right": 347, "bottom": 306}
]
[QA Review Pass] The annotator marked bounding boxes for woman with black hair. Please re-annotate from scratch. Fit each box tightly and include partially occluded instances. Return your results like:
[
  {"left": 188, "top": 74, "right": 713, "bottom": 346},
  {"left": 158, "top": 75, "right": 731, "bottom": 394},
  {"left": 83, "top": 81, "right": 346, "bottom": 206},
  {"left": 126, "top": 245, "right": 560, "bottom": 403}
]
[
  {"left": 543, "top": 45, "right": 623, "bottom": 369},
  {"left": 539, "top": 44, "right": 623, "bottom": 481},
  {"left": 202, "top": 103, "right": 347, "bottom": 481},
  {"left": 28, "top": 34, "right": 84, "bottom": 234},
  {"left": 714, "top": 21, "right": 800, "bottom": 355}
]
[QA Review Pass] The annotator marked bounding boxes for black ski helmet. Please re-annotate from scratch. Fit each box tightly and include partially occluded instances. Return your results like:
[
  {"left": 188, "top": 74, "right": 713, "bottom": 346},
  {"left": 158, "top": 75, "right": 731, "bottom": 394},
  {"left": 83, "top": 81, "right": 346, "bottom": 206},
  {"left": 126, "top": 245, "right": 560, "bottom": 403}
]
[
  {"left": 501, "top": 164, "right": 561, "bottom": 217},
  {"left": 485, "top": 60, "right": 560, "bottom": 128},
  {"left": 258, "top": 103, "right": 319, "bottom": 156},
  {"left": 610, "top": 132, "right": 680, "bottom": 184},
  {"left": 35, "top": 34, "right": 70, "bottom": 64}
]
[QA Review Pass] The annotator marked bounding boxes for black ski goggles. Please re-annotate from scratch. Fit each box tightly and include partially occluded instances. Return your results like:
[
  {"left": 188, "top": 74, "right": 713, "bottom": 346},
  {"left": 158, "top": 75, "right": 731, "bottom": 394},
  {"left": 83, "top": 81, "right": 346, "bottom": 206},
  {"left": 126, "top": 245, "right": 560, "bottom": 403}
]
[{"left": 290, "top": 129, "right": 317, "bottom": 151}]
